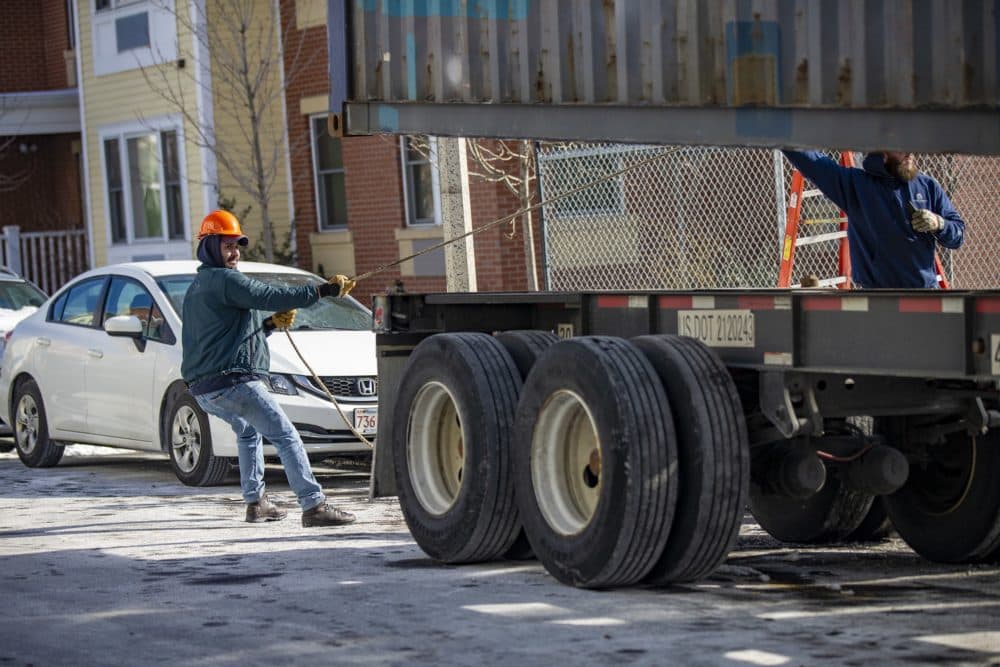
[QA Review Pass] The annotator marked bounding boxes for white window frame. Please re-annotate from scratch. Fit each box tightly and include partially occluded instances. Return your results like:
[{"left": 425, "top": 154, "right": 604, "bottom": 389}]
[
  {"left": 98, "top": 115, "right": 189, "bottom": 259},
  {"left": 310, "top": 114, "right": 348, "bottom": 231},
  {"left": 400, "top": 136, "right": 441, "bottom": 227},
  {"left": 91, "top": 0, "right": 177, "bottom": 77}
]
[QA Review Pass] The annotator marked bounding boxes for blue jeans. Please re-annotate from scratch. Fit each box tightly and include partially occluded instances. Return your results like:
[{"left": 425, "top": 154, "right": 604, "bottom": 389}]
[{"left": 194, "top": 380, "right": 325, "bottom": 511}]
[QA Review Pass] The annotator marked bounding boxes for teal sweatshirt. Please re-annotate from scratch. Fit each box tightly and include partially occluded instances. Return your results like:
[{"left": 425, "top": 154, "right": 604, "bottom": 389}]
[{"left": 180, "top": 265, "right": 319, "bottom": 384}]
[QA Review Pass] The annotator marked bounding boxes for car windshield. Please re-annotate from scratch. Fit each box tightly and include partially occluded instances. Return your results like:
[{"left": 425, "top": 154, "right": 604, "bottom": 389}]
[
  {"left": 0, "top": 280, "right": 47, "bottom": 311},
  {"left": 156, "top": 272, "right": 371, "bottom": 331}
]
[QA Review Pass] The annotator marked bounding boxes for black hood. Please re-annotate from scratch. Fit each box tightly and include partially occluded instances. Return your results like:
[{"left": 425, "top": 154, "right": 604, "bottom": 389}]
[
  {"left": 862, "top": 152, "right": 893, "bottom": 180},
  {"left": 196, "top": 236, "right": 226, "bottom": 268}
]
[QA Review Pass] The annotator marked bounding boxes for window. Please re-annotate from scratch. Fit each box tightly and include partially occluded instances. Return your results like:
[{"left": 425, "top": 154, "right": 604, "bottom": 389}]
[
  {"left": 104, "top": 139, "right": 126, "bottom": 243},
  {"left": 92, "top": 0, "right": 176, "bottom": 76},
  {"left": 114, "top": 12, "right": 150, "bottom": 52},
  {"left": 311, "top": 116, "right": 347, "bottom": 230},
  {"left": 50, "top": 277, "right": 106, "bottom": 328},
  {"left": 104, "top": 277, "right": 170, "bottom": 342},
  {"left": 401, "top": 137, "right": 440, "bottom": 226},
  {"left": 102, "top": 127, "right": 185, "bottom": 245},
  {"left": 539, "top": 146, "right": 627, "bottom": 218}
]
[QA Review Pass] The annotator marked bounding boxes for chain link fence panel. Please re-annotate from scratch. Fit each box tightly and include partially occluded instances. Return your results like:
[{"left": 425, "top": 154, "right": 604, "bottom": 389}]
[{"left": 537, "top": 144, "right": 1000, "bottom": 291}]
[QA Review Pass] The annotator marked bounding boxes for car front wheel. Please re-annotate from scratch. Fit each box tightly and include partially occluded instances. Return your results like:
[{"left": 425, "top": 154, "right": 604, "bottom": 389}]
[
  {"left": 166, "top": 391, "right": 231, "bottom": 486},
  {"left": 13, "top": 378, "right": 64, "bottom": 468}
]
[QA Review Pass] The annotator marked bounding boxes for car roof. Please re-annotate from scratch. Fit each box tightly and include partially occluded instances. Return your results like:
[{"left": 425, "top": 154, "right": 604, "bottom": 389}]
[{"left": 80, "top": 260, "right": 317, "bottom": 279}]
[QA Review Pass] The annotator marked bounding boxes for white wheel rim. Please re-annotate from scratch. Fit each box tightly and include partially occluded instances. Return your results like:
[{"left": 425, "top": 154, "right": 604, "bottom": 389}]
[
  {"left": 408, "top": 381, "right": 464, "bottom": 516},
  {"left": 531, "top": 389, "right": 602, "bottom": 536},
  {"left": 15, "top": 394, "right": 39, "bottom": 455},
  {"left": 171, "top": 405, "right": 202, "bottom": 474}
]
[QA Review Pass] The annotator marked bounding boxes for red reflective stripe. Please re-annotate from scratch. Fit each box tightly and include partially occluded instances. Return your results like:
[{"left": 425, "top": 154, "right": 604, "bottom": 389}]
[
  {"left": 802, "top": 296, "right": 841, "bottom": 311},
  {"left": 658, "top": 295, "right": 693, "bottom": 309},
  {"left": 596, "top": 295, "right": 629, "bottom": 309},
  {"left": 976, "top": 298, "right": 1000, "bottom": 314},
  {"left": 898, "top": 298, "right": 942, "bottom": 313},
  {"left": 738, "top": 296, "right": 774, "bottom": 310}
]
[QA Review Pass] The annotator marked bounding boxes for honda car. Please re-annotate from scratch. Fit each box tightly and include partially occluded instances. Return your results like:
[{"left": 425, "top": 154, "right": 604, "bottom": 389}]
[{"left": 0, "top": 261, "right": 377, "bottom": 485}]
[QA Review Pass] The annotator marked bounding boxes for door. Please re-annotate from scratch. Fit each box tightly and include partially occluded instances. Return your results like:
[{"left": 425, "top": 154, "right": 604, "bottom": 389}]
[
  {"left": 84, "top": 276, "right": 162, "bottom": 443},
  {"left": 30, "top": 277, "right": 107, "bottom": 435}
]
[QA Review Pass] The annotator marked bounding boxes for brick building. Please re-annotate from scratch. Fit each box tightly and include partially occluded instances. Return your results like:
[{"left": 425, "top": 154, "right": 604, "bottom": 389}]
[
  {"left": 279, "top": 0, "right": 544, "bottom": 302},
  {"left": 0, "top": 0, "right": 83, "bottom": 233}
]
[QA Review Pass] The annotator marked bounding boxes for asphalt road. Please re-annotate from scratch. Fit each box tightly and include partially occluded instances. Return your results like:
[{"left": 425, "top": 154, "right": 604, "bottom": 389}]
[{"left": 1, "top": 444, "right": 999, "bottom": 667}]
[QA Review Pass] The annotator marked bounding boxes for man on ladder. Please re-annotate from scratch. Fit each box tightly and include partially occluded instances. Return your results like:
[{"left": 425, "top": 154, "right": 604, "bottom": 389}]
[{"left": 781, "top": 149, "right": 965, "bottom": 288}]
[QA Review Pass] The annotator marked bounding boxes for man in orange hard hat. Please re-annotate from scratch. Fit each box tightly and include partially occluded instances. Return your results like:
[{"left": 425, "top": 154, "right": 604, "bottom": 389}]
[{"left": 180, "top": 210, "right": 358, "bottom": 527}]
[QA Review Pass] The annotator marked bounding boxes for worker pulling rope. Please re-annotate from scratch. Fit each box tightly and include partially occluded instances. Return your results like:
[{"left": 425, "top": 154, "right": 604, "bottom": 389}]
[{"left": 278, "top": 145, "right": 683, "bottom": 447}]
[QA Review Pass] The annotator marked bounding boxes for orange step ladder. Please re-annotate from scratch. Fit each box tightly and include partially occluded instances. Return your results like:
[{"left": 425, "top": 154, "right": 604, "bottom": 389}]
[
  {"left": 777, "top": 151, "right": 854, "bottom": 289},
  {"left": 777, "top": 152, "right": 952, "bottom": 289}
]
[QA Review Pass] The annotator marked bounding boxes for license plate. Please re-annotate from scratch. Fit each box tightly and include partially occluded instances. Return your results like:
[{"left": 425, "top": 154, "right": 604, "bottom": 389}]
[
  {"left": 354, "top": 407, "right": 377, "bottom": 435},
  {"left": 677, "top": 309, "right": 755, "bottom": 348}
]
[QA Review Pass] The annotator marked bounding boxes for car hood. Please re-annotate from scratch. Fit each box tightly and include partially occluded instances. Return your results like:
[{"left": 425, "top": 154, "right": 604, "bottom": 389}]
[{"left": 268, "top": 329, "right": 377, "bottom": 376}]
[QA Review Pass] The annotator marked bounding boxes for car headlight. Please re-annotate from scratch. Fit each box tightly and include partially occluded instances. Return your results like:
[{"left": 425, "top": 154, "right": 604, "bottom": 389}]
[{"left": 267, "top": 374, "right": 298, "bottom": 395}]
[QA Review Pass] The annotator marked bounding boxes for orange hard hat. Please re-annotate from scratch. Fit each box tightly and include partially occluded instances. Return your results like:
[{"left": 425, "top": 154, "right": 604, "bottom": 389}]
[{"left": 198, "top": 210, "right": 248, "bottom": 245}]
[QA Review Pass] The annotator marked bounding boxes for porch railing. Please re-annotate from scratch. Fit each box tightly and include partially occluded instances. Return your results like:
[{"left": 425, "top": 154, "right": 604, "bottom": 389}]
[{"left": 2, "top": 225, "right": 89, "bottom": 295}]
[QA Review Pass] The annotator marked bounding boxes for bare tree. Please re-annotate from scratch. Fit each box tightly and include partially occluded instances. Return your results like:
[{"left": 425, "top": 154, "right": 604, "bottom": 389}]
[
  {"left": 139, "top": 0, "right": 316, "bottom": 261},
  {"left": 408, "top": 136, "right": 541, "bottom": 290}
]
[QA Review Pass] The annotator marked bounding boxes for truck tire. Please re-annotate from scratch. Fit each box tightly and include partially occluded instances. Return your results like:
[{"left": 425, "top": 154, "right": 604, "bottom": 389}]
[
  {"left": 513, "top": 336, "right": 678, "bottom": 588},
  {"left": 845, "top": 498, "right": 894, "bottom": 542},
  {"left": 392, "top": 333, "right": 522, "bottom": 563},
  {"left": 632, "top": 335, "right": 749, "bottom": 584},
  {"left": 884, "top": 426, "right": 1000, "bottom": 563},
  {"left": 13, "top": 378, "right": 64, "bottom": 468},
  {"left": 750, "top": 472, "right": 873, "bottom": 544},
  {"left": 166, "top": 392, "right": 231, "bottom": 487},
  {"left": 495, "top": 330, "right": 560, "bottom": 560}
]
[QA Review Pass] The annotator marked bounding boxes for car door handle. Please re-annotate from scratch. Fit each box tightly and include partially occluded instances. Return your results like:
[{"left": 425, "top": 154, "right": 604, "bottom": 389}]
[
  {"left": 88, "top": 349, "right": 103, "bottom": 359},
  {"left": 36, "top": 337, "right": 50, "bottom": 347}
]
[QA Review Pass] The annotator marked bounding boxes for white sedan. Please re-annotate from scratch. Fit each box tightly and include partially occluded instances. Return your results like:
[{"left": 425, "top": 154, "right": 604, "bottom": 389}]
[{"left": 0, "top": 260, "right": 377, "bottom": 486}]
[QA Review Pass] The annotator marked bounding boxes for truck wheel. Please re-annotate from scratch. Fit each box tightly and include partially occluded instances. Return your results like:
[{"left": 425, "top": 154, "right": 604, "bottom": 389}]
[
  {"left": 750, "top": 472, "right": 873, "bottom": 544},
  {"left": 513, "top": 336, "right": 678, "bottom": 588},
  {"left": 845, "top": 498, "right": 894, "bottom": 542},
  {"left": 13, "top": 378, "right": 64, "bottom": 468},
  {"left": 884, "top": 427, "right": 1000, "bottom": 563},
  {"left": 495, "top": 330, "right": 560, "bottom": 560},
  {"left": 392, "top": 333, "right": 522, "bottom": 563},
  {"left": 632, "top": 335, "right": 749, "bottom": 584},
  {"left": 167, "top": 392, "right": 231, "bottom": 487}
]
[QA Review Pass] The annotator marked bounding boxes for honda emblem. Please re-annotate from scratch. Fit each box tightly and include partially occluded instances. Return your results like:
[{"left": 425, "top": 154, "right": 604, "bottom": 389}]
[{"left": 357, "top": 378, "right": 376, "bottom": 396}]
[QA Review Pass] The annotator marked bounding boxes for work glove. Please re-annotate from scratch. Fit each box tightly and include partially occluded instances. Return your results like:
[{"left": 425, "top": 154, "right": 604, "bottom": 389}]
[
  {"left": 264, "top": 309, "right": 296, "bottom": 332},
  {"left": 910, "top": 208, "right": 944, "bottom": 233},
  {"left": 317, "top": 274, "right": 356, "bottom": 298}
]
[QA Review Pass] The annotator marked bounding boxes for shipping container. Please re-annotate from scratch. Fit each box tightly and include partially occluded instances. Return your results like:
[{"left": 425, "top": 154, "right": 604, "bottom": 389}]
[{"left": 332, "top": 0, "right": 1000, "bottom": 153}]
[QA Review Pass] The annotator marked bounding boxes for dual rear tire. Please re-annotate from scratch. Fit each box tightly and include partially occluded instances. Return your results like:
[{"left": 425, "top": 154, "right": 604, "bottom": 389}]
[{"left": 392, "top": 332, "right": 750, "bottom": 587}]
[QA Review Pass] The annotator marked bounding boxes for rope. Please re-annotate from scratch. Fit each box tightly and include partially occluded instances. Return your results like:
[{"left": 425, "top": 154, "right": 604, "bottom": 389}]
[{"left": 283, "top": 329, "right": 374, "bottom": 449}]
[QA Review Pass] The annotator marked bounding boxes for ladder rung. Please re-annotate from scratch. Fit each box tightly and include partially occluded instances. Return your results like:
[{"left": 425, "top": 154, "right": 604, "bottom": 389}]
[
  {"left": 794, "top": 230, "right": 848, "bottom": 246},
  {"left": 803, "top": 217, "right": 848, "bottom": 225},
  {"left": 792, "top": 276, "right": 848, "bottom": 288}
]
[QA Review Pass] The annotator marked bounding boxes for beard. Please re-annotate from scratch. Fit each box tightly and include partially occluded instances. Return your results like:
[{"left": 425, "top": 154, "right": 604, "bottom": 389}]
[{"left": 885, "top": 155, "right": 917, "bottom": 181}]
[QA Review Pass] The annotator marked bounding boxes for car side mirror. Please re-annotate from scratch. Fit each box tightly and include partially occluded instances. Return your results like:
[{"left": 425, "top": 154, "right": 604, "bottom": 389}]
[{"left": 104, "top": 315, "right": 144, "bottom": 337}]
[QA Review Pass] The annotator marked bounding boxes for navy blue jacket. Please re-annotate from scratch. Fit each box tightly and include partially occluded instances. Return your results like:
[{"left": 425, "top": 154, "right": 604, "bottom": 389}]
[{"left": 782, "top": 150, "right": 964, "bottom": 288}]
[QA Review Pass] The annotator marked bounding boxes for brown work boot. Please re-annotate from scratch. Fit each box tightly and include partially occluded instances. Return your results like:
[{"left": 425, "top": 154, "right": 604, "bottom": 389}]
[
  {"left": 245, "top": 494, "right": 287, "bottom": 523},
  {"left": 302, "top": 503, "right": 356, "bottom": 527}
]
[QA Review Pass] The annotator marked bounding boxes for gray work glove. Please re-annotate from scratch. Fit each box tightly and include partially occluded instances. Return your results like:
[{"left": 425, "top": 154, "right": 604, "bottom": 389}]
[{"left": 911, "top": 208, "right": 944, "bottom": 233}]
